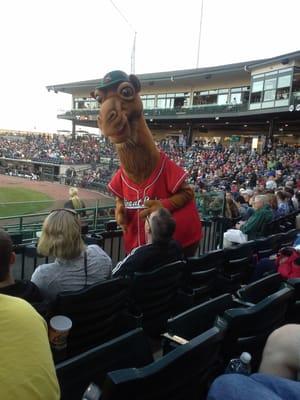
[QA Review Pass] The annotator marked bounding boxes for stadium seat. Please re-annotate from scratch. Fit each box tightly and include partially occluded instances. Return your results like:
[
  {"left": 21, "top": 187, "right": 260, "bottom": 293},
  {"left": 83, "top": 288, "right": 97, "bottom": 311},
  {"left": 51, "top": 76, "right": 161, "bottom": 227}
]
[
  {"left": 163, "top": 285, "right": 294, "bottom": 371},
  {"left": 56, "top": 328, "right": 153, "bottom": 400},
  {"left": 222, "top": 284, "right": 294, "bottom": 369},
  {"left": 236, "top": 273, "right": 283, "bottom": 304},
  {"left": 218, "top": 242, "right": 254, "bottom": 292},
  {"left": 99, "top": 324, "right": 226, "bottom": 400},
  {"left": 182, "top": 256, "right": 219, "bottom": 305},
  {"left": 279, "top": 229, "right": 298, "bottom": 248},
  {"left": 162, "top": 293, "right": 241, "bottom": 354},
  {"left": 286, "top": 278, "right": 300, "bottom": 323},
  {"left": 130, "top": 261, "right": 185, "bottom": 336},
  {"left": 52, "top": 278, "right": 139, "bottom": 358},
  {"left": 254, "top": 235, "right": 278, "bottom": 259}
]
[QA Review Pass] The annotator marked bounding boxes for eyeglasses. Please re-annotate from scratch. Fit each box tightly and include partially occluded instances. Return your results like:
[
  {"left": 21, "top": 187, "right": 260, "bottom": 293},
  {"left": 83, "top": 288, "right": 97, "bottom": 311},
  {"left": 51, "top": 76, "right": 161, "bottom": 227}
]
[{"left": 50, "top": 208, "right": 78, "bottom": 217}]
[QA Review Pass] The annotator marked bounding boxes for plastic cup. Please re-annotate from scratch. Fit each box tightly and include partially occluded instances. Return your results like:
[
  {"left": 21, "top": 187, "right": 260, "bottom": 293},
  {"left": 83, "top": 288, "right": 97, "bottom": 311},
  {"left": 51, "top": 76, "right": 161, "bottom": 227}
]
[{"left": 49, "top": 315, "right": 72, "bottom": 351}]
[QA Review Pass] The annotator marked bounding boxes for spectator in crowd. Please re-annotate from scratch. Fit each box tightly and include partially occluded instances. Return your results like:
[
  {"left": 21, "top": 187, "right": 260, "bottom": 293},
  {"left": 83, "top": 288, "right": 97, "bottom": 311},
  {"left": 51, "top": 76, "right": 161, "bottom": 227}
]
[
  {"left": 112, "top": 208, "right": 184, "bottom": 277},
  {"left": 64, "top": 186, "right": 86, "bottom": 217},
  {"left": 207, "top": 371, "right": 300, "bottom": 400},
  {"left": 259, "top": 324, "right": 300, "bottom": 380},
  {"left": 0, "top": 294, "right": 60, "bottom": 399},
  {"left": 0, "top": 229, "right": 43, "bottom": 303},
  {"left": 235, "top": 194, "right": 253, "bottom": 221},
  {"left": 207, "top": 324, "right": 300, "bottom": 400},
  {"left": 225, "top": 197, "right": 240, "bottom": 219},
  {"left": 276, "top": 191, "right": 289, "bottom": 216},
  {"left": 223, "top": 195, "right": 273, "bottom": 247},
  {"left": 265, "top": 172, "right": 277, "bottom": 190},
  {"left": 31, "top": 208, "right": 112, "bottom": 301}
]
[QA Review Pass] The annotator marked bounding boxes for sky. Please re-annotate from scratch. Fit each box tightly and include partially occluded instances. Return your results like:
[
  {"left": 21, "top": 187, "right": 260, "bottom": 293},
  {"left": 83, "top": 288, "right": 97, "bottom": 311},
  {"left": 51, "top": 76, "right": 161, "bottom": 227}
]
[{"left": 0, "top": 0, "right": 299, "bottom": 133}]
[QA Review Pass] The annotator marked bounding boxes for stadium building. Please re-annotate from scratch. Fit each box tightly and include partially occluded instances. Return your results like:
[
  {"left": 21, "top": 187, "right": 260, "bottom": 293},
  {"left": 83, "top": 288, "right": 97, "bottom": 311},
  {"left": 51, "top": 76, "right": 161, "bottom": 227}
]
[{"left": 48, "top": 50, "right": 300, "bottom": 149}]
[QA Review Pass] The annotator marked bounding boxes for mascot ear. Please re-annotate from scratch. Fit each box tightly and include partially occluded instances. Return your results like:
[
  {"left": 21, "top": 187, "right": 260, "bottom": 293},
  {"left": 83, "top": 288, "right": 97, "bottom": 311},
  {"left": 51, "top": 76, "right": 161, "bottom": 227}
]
[{"left": 129, "top": 74, "right": 141, "bottom": 93}]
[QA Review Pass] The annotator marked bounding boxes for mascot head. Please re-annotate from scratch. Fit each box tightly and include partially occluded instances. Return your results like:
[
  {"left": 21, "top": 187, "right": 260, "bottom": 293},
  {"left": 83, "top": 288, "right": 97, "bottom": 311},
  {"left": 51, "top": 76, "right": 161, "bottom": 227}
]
[{"left": 92, "top": 70, "right": 143, "bottom": 144}]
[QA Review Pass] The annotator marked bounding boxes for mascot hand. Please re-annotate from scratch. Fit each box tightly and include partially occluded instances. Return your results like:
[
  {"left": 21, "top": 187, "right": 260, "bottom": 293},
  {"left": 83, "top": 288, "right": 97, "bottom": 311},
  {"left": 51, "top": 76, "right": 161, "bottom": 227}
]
[
  {"left": 139, "top": 199, "right": 163, "bottom": 219},
  {"left": 115, "top": 198, "right": 128, "bottom": 232}
]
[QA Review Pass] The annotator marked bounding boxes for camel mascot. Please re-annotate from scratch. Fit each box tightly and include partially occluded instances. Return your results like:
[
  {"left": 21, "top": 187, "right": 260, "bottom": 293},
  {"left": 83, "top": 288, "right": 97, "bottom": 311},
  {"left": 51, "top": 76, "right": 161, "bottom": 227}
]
[{"left": 92, "top": 70, "right": 202, "bottom": 256}]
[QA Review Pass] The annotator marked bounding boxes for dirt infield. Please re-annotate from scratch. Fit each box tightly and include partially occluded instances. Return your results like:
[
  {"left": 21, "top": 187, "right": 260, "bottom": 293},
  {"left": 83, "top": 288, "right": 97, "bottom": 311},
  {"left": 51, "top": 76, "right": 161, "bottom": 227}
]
[{"left": 0, "top": 174, "right": 114, "bottom": 208}]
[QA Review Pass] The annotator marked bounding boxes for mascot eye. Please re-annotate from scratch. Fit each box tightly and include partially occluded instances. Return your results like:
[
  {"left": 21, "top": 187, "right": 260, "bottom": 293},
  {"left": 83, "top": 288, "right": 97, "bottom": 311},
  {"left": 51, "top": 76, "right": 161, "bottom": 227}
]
[{"left": 120, "top": 86, "right": 134, "bottom": 99}]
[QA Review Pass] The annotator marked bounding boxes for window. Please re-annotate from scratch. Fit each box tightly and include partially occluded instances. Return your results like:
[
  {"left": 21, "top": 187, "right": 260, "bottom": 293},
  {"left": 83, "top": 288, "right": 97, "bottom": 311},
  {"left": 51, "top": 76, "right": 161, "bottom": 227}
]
[
  {"left": 264, "top": 90, "right": 276, "bottom": 102},
  {"left": 250, "top": 92, "right": 262, "bottom": 103},
  {"left": 277, "top": 74, "right": 291, "bottom": 88},
  {"left": 264, "top": 78, "right": 276, "bottom": 90},
  {"left": 156, "top": 93, "right": 190, "bottom": 109},
  {"left": 252, "top": 80, "right": 264, "bottom": 92},
  {"left": 250, "top": 68, "right": 293, "bottom": 109},
  {"left": 230, "top": 93, "right": 242, "bottom": 104},
  {"left": 218, "top": 94, "right": 228, "bottom": 105},
  {"left": 141, "top": 95, "right": 155, "bottom": 109}
]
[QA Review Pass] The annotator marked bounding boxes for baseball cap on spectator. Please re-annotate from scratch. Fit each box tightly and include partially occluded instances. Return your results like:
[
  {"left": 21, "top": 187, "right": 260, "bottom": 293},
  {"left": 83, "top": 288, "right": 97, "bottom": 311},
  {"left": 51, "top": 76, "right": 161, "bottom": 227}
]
[
  {"left": 267, "top": 171, "right": 275, "bottom": 177},
  {"left": 96, "top": 70, "right": 129, "bottom": 90}
]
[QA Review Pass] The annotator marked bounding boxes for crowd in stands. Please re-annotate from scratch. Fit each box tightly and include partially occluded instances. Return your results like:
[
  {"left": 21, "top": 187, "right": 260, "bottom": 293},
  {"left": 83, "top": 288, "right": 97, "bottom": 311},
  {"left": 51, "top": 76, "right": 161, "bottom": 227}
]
[{"left": 0, "top": 134, "right": 116, "bottom": 165}]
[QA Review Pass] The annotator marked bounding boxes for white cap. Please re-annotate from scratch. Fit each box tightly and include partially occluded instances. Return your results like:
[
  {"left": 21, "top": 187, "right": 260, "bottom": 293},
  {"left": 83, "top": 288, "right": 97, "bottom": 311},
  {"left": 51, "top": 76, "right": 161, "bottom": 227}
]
[{"left": 240, "top": 352, "right": 251, "bottom": 364}]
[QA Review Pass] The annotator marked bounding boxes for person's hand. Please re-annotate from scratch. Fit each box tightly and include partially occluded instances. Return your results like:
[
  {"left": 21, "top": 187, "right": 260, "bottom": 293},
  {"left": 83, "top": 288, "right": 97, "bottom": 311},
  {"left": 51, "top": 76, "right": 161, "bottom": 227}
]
[{"left": 139, "top": 200, "right": 163, "bottom": 219}]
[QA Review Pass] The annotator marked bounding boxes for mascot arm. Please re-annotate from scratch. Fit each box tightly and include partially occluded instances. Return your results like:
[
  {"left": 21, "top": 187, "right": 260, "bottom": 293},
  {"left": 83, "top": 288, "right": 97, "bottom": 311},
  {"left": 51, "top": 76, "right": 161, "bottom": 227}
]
[
  {"left": 139, "top": 183, "right": 194, "bottom": 219},
  {"left": 115, "top": 197, "right": 128, "bottom": 232}
]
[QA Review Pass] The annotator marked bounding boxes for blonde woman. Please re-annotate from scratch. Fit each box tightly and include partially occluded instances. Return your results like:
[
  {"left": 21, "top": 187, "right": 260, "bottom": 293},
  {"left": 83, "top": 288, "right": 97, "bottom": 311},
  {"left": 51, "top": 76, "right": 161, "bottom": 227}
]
[
  {"left": 31, "top": 209, "right": 112, "bottom": 301},
  {"left": 64, "top": 187, "right": 86, "bottom": 217}
]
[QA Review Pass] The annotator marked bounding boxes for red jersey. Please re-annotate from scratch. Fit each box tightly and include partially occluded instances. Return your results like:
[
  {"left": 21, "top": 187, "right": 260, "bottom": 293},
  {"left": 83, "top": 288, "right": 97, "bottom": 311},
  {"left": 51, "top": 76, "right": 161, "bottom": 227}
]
[{"left": 109, "top": 152, "right": 202, "bottom": 253}]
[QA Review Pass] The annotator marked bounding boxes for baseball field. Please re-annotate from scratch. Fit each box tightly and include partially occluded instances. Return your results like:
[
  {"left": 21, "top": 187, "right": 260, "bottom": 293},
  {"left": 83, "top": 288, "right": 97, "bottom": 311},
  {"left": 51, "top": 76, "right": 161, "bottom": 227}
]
[{"left": 0, "top": 175, "right": 114, "bottom": 220}]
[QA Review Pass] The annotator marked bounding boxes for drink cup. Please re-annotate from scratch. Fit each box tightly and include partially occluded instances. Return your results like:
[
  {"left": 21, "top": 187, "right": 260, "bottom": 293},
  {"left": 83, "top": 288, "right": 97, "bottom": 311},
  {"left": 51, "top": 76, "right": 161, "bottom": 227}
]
[{"left": 49, "top": 315, "right": 72, "bottom": 351}]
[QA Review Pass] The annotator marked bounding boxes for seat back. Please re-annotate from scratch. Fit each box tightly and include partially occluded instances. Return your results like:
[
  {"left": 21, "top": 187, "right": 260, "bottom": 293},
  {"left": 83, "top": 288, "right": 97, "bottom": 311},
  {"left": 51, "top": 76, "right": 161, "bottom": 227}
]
[
  {"left": 53, "top": 278, "right": 133, "bottom": 356},
  {"left": 222, "top": 284, "right": 294, "bottom": 368},
  {"left": 100, "top": 325, "right": 226, "bottom": 400},
  {"left": 166, "top": 294, "right": 234, "bottom": 340},
  {"left": 280, "top": 229, "right": 298, "bottom": 248},
  {"left": 286, "top": 278, "right": 300, "bottom": 323},
  {"left": 56, "top": 328, "right": 153, "bottom": 400},
  {"left": 254, "top": 236, "right": 277, "bottom": 259},
  {"left": 184, "top": 257, "right": 218, "bottom": 302},
  {"left": 237, "top": 273, "right": 283, "bottom": 304},
  {"left": 131, "top": 261, "right": 185, "bottom": 335},
  {"left": 221, "top": 243, "right": 254, "bottom": 289}
]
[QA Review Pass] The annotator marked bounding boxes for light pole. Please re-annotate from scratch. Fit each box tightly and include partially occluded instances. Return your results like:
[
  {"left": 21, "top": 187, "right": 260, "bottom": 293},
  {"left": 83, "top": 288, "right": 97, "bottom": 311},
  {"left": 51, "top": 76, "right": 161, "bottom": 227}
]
[
  {"left": 196, "top": 0, "right": 204, "bottom": 68},
  {"left": 109, "top": 0, "right": 137, "bottom": 73}
]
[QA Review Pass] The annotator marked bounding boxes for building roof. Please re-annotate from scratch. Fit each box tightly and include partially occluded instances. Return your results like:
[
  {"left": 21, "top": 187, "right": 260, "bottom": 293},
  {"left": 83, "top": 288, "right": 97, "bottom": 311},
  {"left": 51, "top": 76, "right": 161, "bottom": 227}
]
[{"left": 47, "top": 50, "right": 300, "bottom": 95}]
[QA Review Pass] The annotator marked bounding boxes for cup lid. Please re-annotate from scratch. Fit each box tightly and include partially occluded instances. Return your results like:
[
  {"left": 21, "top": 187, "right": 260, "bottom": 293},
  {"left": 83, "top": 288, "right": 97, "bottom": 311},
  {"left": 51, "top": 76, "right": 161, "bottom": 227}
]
[{"left": 50, "top": 315, "right": 72, "bottom": 331}]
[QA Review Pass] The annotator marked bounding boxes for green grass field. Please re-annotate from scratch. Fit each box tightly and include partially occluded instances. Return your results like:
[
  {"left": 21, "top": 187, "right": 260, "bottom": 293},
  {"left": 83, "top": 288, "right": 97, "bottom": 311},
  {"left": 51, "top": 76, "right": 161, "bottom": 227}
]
[{"left": 0, "top": 187, "right": 53, "bottom": 218}]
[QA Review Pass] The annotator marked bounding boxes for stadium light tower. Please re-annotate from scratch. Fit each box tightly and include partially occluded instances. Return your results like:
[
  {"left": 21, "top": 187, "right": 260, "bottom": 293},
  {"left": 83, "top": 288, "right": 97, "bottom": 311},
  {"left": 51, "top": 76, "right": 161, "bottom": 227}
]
[
  {"left": 196, "top": 0, "right": 204, "bottom": 68},
  {"left": 110, "top": 0, "right": 137, "bottom": 73}
]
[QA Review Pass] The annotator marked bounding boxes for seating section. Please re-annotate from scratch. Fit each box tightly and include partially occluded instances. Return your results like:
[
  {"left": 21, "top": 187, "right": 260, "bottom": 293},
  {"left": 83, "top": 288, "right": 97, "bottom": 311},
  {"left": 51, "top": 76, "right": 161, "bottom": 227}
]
[
  {"left": 52, "top": 278, "right": 139, "bottom": 357},
  {"left": 163, "top": 284, "right": 294, "bottom": 370},
  {"left": 56, "top": 328, "right": 153, "bottom": 400},
  {"left": 236, "top": 273, "right": 283, "bottom": 304},
  {"left": 130, "top": 261, "right": 185, "bottom": 336},
  {"left": 222, "top": 284, "right": 294, "bottom": 369},
  {"left": 218, "top": 242, "right": 255, "bottom": 292},
  {"left": 10, "top": 213, "right": 298, "bottom": 399},
  {"left": 99, "top": 325, "right": 226, "bottom": 400}
]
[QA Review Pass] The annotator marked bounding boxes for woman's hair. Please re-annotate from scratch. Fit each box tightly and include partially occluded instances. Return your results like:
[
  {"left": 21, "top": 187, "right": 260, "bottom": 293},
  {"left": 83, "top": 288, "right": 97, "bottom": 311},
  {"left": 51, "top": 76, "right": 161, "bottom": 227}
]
[
  {"left": 37, "top": 209, "right": 85, "bottom": 259},
  {"left": 266, "top": 193, "right": 278, "bottom": 210},
  {"left": 69, "top": 187, "right": 82, "bottom": 209},
  {"left": 276, "top": 190, "right": 286, "bottom": 202}
]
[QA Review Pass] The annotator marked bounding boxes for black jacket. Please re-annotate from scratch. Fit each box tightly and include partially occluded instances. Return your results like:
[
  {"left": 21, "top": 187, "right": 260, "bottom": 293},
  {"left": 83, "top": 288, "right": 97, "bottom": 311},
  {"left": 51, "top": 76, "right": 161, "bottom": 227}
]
[{"left": 112, "top": 240, "right": 184, "bottom": 278}]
